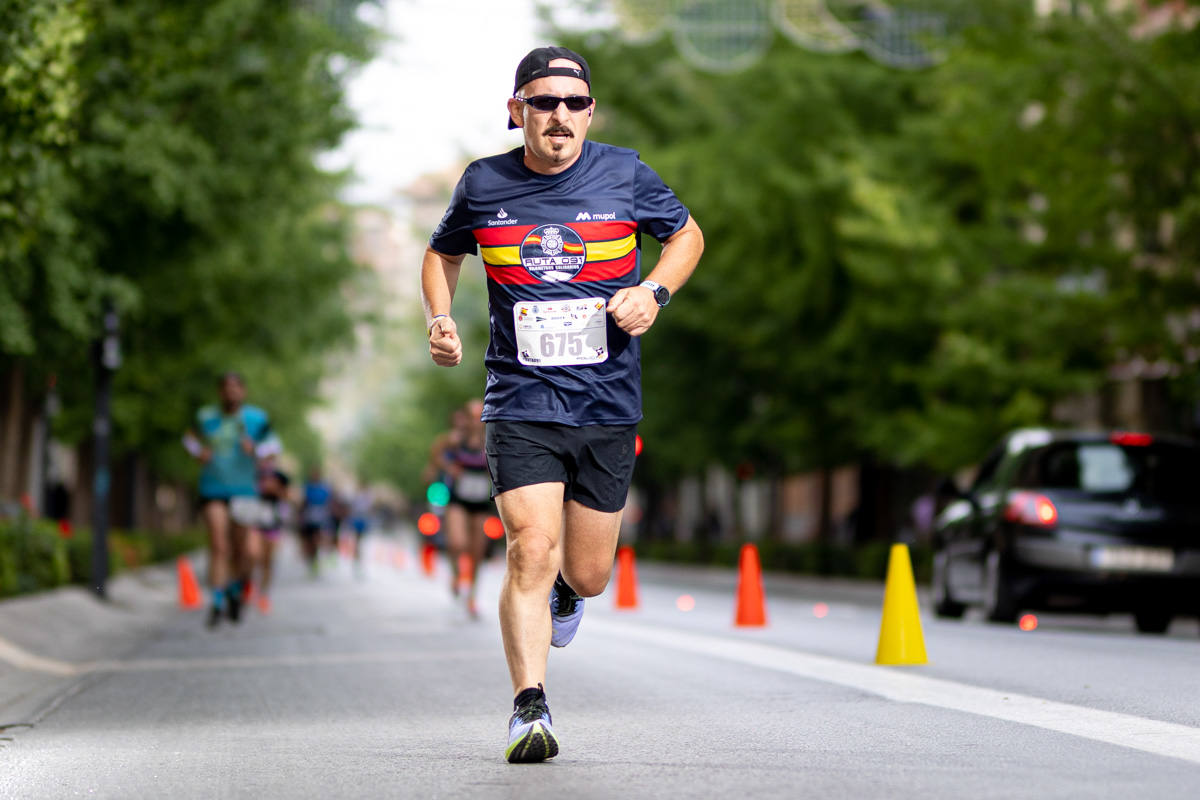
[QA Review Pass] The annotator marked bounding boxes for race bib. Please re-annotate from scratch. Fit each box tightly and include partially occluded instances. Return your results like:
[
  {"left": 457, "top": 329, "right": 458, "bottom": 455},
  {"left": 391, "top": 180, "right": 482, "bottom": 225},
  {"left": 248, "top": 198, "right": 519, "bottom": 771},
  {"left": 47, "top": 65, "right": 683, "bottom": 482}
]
[
  {"left": 514, "top": 297, "right": 609, "bottom": 367},
  {"left": 455, "top": 472, "right": 492, "bottom": 503}
]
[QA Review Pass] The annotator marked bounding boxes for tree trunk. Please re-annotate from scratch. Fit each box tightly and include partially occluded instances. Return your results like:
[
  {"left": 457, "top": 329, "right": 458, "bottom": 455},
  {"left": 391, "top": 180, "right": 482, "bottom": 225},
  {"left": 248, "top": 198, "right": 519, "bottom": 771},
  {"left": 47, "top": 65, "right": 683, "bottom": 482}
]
[
  {"left": 0, "top": 365, "right": 41, "bottom": 505},
  {"left": 0, "top": 365, "right": 26, "bottom": 499},
  {"left": 815, "top": 465, "right": 833, "bottom": 542},
  {"left": 72, "top": 441, "right": 94, "bottom": 533}
]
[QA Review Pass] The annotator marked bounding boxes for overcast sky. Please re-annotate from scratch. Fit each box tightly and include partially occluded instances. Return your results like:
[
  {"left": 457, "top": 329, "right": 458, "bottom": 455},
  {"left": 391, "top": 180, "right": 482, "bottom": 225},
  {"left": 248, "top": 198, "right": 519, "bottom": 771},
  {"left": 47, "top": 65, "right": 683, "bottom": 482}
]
[{"left": 322, "top": 0, "right": 547, "bottom": 205}]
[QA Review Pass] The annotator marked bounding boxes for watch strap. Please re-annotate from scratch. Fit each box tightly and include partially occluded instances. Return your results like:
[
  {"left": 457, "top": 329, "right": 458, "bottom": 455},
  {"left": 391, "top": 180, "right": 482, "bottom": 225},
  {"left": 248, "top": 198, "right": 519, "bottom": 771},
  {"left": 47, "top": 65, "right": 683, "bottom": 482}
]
[{"left": 640, "top": 280, "right": 670, "bottom": 307}]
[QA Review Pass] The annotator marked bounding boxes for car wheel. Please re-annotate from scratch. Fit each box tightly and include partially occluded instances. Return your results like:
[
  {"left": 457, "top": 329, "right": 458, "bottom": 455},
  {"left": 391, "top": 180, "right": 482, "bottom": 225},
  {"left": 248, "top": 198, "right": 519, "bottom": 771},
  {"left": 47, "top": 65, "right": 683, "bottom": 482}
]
[
  {"left": 1134, "top": 609, "right": 1172, "bottom": 634},
  {"left": 982, "top": 550, "right": 1019, "bottom": 624},
  {"left": 932, "top": 550, "right": 966, "bottom": 619}
]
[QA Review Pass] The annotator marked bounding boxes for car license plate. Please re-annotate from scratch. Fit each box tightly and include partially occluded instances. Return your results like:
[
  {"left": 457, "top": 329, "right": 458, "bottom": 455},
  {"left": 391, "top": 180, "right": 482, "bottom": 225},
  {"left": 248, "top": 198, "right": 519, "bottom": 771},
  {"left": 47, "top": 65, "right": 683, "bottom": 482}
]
[{"left": 1089, "top": 546, "right": 1174, "bottom": 572}]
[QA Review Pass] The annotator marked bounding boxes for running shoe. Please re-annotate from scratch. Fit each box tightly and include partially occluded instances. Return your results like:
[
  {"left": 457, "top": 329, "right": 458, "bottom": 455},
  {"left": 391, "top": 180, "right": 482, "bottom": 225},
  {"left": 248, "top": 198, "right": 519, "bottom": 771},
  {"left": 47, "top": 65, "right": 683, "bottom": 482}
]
[
  {"left": 549, "top": 573, "right": 583, "bottom": 648},
  {"left": 206, "top": 605, "right": 221, "bottom": 629},
  {"left": 505, "top": 686, "right": 558, "bottom": 764},
  {"left": 226, "top": 588, "right": 242, "bottom": 623}
]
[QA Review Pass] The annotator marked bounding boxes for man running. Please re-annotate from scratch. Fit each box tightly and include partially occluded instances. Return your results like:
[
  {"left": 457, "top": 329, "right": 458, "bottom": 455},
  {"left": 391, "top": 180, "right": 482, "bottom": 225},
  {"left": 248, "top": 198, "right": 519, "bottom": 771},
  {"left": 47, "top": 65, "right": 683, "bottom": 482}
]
[
  {"left": 300, "top": 467, "right": 333, "bottom": 576},
  {"left": 420, "top": 46, "right": 703, "bottom": 763},
  {"left": 348, "top": 484, "right": 373, "bottom": 576},
  {"left": 183, "top": 372, "right": 279, "bottom": 628},
  {"left": 252, "top": 463, "right": 291, "bottom": 613}
]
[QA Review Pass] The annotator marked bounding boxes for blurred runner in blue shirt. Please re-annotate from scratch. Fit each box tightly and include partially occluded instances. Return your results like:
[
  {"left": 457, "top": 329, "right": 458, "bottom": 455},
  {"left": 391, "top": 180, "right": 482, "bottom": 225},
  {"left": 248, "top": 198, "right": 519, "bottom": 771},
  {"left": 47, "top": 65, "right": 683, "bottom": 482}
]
[{"left": 300, "top": 467, "right": 333, "bottom": 576}]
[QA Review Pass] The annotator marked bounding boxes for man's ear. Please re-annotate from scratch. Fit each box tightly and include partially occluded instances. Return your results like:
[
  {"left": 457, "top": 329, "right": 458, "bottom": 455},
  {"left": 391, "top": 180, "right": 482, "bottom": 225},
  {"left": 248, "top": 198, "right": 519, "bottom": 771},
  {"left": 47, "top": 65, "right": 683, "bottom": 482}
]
[{"left": 507, "top": 98, "right": 524, "bottom": 128}]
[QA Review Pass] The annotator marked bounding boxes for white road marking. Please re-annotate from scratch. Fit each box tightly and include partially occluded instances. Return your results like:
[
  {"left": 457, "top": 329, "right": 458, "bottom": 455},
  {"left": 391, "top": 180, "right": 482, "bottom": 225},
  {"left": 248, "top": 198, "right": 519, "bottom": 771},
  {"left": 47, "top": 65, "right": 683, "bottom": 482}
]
[
  {"left": 0, "top": 636, "right": 83, "bottom": 677},
  {"left": 589, "top": 618, "right": 1200, "bottom": 766},
  {"left": 0, "top": 633, "right": 488, "bottom": 676}
]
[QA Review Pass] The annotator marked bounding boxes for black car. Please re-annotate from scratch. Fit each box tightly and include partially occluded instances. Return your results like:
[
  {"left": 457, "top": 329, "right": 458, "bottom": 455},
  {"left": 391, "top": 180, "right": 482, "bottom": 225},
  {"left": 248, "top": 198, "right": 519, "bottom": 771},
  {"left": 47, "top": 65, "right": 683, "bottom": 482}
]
[{"left": 932, "top": 428, "right": 1200, "bottom": 633}]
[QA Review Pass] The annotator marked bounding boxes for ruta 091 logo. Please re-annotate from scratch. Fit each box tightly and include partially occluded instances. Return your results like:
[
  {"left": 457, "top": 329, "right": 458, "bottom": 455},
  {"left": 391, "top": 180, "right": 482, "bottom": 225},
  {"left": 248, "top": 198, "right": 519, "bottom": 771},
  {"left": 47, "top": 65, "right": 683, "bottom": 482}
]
[{"left": 520, "top": 224, "right": 586, "bottom": 282}]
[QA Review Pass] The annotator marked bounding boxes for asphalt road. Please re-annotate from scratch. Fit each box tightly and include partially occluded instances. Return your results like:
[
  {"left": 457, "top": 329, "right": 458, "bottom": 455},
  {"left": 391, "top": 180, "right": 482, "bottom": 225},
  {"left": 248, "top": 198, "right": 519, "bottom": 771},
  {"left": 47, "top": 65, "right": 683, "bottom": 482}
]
[{"left": 2, "top": 533, "right": 1199, "bottom": 799}]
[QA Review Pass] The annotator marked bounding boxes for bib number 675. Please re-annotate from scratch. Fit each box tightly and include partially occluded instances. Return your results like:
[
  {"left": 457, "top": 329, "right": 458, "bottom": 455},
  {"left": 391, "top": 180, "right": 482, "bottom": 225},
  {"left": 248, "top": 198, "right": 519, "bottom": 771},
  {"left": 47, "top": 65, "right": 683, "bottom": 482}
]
[{"left": 541, "top": 332, "right": 584, "bottom": 358}]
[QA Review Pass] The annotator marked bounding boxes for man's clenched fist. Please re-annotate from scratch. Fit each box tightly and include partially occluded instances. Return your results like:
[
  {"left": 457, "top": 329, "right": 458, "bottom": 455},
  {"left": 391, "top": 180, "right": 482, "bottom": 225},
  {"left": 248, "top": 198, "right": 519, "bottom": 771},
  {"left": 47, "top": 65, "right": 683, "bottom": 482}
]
[{"left": 429, "top": 316, "right": 462, "bottom": 367}]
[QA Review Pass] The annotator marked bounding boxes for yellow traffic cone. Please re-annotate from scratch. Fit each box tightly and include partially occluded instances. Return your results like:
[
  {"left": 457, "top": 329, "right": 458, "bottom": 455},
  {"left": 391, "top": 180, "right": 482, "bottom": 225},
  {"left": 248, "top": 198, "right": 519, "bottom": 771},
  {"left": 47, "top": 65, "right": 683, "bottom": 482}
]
[{"left": 875, "top": 543, "right": 928, "bottom": 665}]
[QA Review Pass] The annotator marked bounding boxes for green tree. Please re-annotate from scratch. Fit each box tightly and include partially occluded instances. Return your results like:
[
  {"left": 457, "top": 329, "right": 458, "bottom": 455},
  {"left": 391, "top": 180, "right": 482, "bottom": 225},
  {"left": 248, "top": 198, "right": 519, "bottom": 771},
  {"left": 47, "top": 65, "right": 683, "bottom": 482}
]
[
  {"left": 351, "top": 266, "right": 490, "bottom": 499},
  {"left": 0, "top": 1, "right": 97, "bottom": 359},
  {"left": 3, "top": 0, "right": 381, "bottom": 499},
  {"left": 566, "top": 33, "right": 977, "bottom": 485},
  {"left": 893, "top": 0, "right": 1200, "bottom": 469},
  {"left": 561, "top": 0, "right": 1198, "bottom": 492}
]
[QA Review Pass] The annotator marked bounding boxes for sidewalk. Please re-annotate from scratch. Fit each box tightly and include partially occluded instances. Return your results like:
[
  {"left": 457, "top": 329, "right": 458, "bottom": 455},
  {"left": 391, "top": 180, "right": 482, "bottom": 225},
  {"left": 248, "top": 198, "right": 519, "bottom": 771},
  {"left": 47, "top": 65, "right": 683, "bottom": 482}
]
[{"left": 0, "top": 562, "right": 180, "bottom": 731}]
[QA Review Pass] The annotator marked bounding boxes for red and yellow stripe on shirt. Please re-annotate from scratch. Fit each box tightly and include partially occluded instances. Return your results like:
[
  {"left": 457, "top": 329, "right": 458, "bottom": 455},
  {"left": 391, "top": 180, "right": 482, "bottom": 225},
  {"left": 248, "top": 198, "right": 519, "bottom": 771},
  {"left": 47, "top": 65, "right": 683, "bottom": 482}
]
[{"left": 476, "top": 221, "right": 637, "bottom": 285}]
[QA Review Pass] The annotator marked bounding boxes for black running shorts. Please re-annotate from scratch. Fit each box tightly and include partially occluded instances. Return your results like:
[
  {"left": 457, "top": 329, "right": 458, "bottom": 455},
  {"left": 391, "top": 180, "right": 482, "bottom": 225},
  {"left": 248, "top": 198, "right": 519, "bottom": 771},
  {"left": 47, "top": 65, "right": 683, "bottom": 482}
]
[{"left": 485, "top": 421, "right": 637, "bottom": 513}]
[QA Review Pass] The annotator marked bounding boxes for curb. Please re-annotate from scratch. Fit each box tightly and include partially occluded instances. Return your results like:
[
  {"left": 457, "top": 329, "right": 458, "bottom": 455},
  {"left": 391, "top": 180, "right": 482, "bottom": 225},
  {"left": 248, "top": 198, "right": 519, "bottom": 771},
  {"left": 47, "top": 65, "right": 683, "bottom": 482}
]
[{"left": 0, "top": 560, "right": 182, "bottom": 732}]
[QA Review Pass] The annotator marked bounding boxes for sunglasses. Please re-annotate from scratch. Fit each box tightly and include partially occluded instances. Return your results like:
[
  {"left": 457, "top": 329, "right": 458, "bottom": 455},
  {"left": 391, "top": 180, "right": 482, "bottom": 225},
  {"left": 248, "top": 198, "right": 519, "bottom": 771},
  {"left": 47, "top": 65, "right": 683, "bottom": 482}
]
[{"left": 516, "top": 94, "right": 594, "bottom": 113}]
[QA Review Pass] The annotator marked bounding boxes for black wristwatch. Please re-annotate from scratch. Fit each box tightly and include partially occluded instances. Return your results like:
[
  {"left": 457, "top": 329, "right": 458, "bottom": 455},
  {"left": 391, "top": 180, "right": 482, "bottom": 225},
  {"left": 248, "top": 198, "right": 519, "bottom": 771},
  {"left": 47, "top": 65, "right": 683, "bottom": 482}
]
[{"left": 640, "top": 280, "right": 670, "bottom": 307}]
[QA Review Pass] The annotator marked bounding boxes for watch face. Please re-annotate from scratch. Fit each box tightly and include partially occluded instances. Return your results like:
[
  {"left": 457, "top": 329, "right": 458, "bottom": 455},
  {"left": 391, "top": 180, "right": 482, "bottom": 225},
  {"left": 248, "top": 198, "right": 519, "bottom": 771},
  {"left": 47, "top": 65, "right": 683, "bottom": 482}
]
[{"left": 653, "top": 286, "right": 670, "bottom": 306}]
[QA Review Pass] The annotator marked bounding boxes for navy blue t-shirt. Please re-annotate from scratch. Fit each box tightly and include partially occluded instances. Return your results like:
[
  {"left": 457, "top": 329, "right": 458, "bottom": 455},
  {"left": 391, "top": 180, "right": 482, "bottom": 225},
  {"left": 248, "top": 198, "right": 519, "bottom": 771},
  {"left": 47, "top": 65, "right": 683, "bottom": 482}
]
[{"left": 430, "top": 141, "right": 689, "bottom": 426}]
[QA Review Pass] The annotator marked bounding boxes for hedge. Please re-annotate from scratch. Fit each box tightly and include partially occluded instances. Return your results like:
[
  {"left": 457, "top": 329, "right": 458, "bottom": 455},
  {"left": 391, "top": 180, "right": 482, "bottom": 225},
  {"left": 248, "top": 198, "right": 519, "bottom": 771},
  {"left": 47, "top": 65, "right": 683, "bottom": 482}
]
[
  {"left": 633, "top": 539, "right": 933, "bottom": 584},
  {"left": 0, "top": 514, "right": 205, "bottom": 599}
]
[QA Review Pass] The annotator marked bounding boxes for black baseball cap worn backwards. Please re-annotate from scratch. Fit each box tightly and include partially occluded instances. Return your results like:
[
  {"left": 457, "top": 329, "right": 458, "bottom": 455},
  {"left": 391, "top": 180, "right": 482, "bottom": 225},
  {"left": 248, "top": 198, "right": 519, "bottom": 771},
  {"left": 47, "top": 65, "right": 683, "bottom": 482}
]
[{"left": 508, "top": 46, "right": 591, "bottom": 129}]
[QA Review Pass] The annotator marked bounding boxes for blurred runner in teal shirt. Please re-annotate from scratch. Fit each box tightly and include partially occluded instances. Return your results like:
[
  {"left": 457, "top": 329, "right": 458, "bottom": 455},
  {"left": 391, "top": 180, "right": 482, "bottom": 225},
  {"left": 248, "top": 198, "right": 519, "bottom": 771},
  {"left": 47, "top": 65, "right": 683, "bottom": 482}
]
[{"left": 183, "top": 372, "right": 280, "bottom": 628}]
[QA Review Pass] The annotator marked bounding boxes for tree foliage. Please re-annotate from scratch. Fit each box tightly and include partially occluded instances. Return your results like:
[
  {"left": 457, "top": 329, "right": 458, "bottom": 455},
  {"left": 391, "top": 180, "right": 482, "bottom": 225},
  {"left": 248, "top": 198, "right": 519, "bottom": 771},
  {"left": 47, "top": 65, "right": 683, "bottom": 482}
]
[
  {"left": 2, "top": 0, "right": 379, "bottom": 481},
  {"left": 0, "top": 1, "right": 94, "bottom": 356},
  {"left": 548, "top": 0, "right": 1200, "bottom": 479},
  {"left": 351, "top": 267, "right": 490, "bottom": 499}
]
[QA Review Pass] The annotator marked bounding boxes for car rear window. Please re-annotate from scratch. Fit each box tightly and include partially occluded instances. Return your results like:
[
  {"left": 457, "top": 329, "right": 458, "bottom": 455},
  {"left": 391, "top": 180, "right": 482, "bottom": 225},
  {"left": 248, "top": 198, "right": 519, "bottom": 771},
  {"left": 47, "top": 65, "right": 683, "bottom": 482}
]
[{"left": 1020, "top": 441, "right": 1200, "bottom": 502}]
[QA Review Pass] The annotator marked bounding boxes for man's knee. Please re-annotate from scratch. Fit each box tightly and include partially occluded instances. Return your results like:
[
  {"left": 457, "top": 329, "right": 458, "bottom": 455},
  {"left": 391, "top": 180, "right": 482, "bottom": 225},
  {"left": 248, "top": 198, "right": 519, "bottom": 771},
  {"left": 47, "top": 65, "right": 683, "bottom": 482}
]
[
  {"left": 505, "top": 531, "right": 557, "bottom": 587},
  {"left": 562, "top": 564, "right": 613, "bottom": 598}
]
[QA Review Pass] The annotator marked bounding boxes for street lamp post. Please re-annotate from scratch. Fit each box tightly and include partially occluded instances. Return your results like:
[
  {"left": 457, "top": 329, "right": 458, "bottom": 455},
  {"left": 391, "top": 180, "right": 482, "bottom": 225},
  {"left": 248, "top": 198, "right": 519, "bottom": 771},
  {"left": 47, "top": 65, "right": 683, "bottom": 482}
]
[{"left": 91, "top": 301, "right": 120, "bottom": 599}]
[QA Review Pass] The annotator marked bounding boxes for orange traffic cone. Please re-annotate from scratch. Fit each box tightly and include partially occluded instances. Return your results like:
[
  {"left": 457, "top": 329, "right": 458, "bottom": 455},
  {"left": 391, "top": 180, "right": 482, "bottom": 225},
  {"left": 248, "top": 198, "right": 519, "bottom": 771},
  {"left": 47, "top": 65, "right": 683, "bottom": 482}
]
[
  {"left": 177, "top": 557, "right": 202, "bottom": 610},
  {"left": 734, "top": 544, "right": 767, "bottom": 626},
  {"left": 421, "top": 542, "right": 437, "bottom": 577},
  {"left": 615, "top": 545, "right": 639, "bottom": 610}
]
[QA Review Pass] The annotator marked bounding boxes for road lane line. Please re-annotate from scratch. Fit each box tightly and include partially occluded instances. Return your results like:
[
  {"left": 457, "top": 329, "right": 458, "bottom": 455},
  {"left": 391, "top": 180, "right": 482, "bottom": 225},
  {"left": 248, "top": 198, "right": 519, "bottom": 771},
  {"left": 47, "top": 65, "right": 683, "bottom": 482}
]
[
  {"left": 0, "top": 636, "right": 84, "bottom": 677},
  {"left": 589, "top": 618, "right": 1200, "bottom": 766},
  {"left": 0, "top": 640, "right": 490, "bottom": 676}
]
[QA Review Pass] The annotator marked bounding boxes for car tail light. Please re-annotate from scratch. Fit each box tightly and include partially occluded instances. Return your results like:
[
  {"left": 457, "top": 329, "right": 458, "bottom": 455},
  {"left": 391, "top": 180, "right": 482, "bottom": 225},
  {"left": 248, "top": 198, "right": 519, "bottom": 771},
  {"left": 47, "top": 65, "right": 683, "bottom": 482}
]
[
  {"left": 1110, "top": 431, "right": 1153, "bottom": 446},
  {"left": 1004, "top": 491, "right": 1059, "bottom": 527}
]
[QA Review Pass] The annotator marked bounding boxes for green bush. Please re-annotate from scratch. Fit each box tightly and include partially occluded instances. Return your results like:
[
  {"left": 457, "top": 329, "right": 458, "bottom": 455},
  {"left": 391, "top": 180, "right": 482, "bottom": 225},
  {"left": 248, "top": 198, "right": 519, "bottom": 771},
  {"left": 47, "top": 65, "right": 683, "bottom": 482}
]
[
  {"left": 63, "top": 530, "right": 121, "bottom": 588},
  {"left": 0, "top": 515, "right": 70, "bottom": 597},
  {"left": 1, "top": 514, "right": 205, "bottom": 599},
  {"left": 65, "top": 527, "right": 206, "bottom": 585}
]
